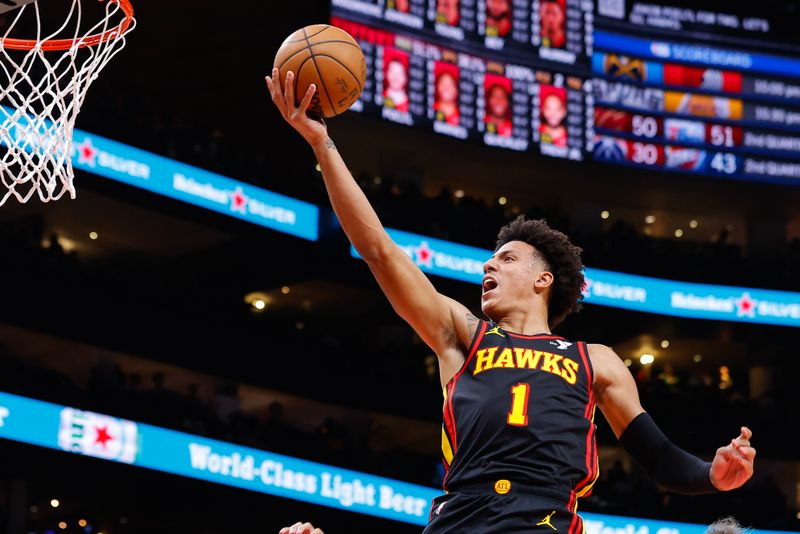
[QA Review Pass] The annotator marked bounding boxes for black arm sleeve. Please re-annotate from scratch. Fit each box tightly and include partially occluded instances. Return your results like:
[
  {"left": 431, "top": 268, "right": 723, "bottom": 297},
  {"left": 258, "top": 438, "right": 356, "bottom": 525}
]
[{"left": 618, "top": 412, "right": 717, "bottom": 495}]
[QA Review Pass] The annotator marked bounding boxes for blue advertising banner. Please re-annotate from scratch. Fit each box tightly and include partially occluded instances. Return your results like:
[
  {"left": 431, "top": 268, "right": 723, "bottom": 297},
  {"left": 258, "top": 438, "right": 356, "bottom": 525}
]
[
  {"left": 1, "top": 390, "right": 797, "bottom": 533},
  {"left": 0, "top": 106, "right": 319, "bottom": 241},
  {"left": 70, "top": 131, "right": 319, "bottom": 241},
  {"left": 0, "top": 390, "right": 435, "bottom": 525},
  {"left": 350, "top": 228, "right": 800, "bottom": 327},
  {"left": 594, "top": 31, "right": 800, "bottom": 79}
]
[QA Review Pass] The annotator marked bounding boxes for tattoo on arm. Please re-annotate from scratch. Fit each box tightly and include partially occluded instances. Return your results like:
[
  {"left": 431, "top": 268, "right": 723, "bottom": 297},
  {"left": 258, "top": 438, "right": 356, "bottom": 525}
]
[
  {"left": 325, "top": 138, "right": 336, "bottom": 151},
  {"left": 465, "top": 312, "right": 479, "bottom": 338}
]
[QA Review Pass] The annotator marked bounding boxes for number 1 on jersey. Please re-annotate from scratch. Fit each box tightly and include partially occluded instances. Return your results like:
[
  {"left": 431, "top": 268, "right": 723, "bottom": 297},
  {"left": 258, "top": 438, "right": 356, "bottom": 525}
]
[{"left": 507, "top": 383, "right": 531, "bottom": 426}]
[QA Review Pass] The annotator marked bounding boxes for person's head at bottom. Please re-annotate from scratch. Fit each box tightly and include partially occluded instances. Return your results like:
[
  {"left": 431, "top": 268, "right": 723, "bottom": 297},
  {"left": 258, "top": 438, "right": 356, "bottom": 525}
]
[
  {"left": 280, "top": 522, "right": 324, "bottom": 534},
  {"left": 706, "top": 517, "right": 747, "bottom": 534}
]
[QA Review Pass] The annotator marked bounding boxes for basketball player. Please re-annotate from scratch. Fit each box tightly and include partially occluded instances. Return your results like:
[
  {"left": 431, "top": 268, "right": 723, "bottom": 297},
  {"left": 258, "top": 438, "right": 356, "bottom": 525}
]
[
  {"left": 540, "top": 89, "right": 568, "bottom": 147},
  {"left": 485, "top": 82, "right": 513, "bottom": 137},
  {"left": 266, "top": 70, "right": 755, "bottom": 533},
  {"left": 540, "top": 0, "right": 566, "bottom": 48}
]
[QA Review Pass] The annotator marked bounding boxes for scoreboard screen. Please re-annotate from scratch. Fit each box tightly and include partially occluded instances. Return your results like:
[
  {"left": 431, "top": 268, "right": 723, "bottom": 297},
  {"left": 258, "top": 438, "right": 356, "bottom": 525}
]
[
  {"left": 330, "top": 0, "right": 800, "bottom": 185},
  {"left": 590, "top": 0, "right": 800, "bottom": 183}
]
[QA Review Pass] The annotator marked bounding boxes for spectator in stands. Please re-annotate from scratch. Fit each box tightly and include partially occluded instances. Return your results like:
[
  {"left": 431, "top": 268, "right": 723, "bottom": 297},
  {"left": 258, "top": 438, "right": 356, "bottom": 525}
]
[{"left": 211, "top": 382, "right": 241, "bottom": 423}]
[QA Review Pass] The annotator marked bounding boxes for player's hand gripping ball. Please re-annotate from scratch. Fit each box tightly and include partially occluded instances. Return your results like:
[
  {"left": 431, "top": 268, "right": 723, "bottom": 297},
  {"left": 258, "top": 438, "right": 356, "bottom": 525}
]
[{"left": 274, "top": 25, "right": 366, "bottom": 119}]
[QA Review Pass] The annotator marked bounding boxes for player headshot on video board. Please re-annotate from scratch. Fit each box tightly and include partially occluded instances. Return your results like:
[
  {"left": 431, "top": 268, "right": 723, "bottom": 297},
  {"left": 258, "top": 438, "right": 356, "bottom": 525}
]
[
  {"left": 486, "top": 0, "right": 512, "bottom": 37},
  {"left": 436, "top": 0, "right": 460, "bottom": 25},
  {"left": 540, "top": 0, "right": 566, "bottom": 48},
  {"left": 434, "top": 62, "right": 460, "bottom": 125},
  {"left": 540, "top": 85, "right": 567, "bottom": 146},
  {"left": 484, "top": 74, "right": 513, "bottom": 137},
  {"left": 383, "top": 48, "right": 410, "bottom": 113},
  {"left": 387, "top": 0, "right": 410, "bottom": 12}
]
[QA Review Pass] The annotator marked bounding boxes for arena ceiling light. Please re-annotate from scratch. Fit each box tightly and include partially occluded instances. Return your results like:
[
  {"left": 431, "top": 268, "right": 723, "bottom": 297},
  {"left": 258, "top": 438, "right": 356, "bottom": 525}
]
[{"left": 243, "top": 291, "right": 270, "bottom": 313}]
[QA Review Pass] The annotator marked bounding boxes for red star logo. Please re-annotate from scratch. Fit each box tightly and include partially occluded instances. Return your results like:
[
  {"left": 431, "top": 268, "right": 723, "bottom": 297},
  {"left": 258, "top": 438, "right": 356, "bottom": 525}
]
[
  {"left": 415, "top": 241, "right": 434, "bottom": 268},
  {"left": 735, "top": 292, "right": 757, "bottom": 317},
  {"left": 230, "top": 187, "right": 248, "bottom": 214},
  {"left": 581, "top": 278, "right": 593, "bottom": 298},
  {"left": 76, "top": 138, "right": 98, "bottom": 166},
  {"left": 94, "top": 425, "right": 113, "bottom": 449}
]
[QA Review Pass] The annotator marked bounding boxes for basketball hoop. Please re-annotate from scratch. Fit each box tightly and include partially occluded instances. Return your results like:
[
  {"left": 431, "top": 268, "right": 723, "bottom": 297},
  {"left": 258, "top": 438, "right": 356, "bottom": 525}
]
[{"left": 0, "top": 0, "right": 135, "bottom": 205}]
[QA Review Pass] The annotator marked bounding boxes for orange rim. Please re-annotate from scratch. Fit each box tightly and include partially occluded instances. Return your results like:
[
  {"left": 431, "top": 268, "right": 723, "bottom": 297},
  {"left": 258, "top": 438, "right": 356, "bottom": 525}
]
[{"left": 0, "top": 0, "right": 134, "bottom": 51}]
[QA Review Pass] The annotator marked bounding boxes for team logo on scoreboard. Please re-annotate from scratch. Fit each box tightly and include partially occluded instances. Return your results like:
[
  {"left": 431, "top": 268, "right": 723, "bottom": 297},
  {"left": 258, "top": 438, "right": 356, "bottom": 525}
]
[
  {"left": 603, "top": 54, "right": 647, "bottom": 82},
  {"left": 665, "top": 92, "right": 743, "bottom": 120},
  {"left": 592, "top": 135, "right": 628, "bottom": 162},
  {"left": 58, "top": 407, "right": 139, "bottom": 464},
  {"left": 663, "top": 118, "right": 705, "bottom": 144},
  {"left": 594, "top": 80, "right": 664, "bottom": 111},
  {"left": 650, "top": 42, "right": 671, "bottom": 59},
  {"left": 594, "top": 108, "right": 630, "bottom": 132},
  {"left": 664, "top": 146, "right": 707, "bottom": 171}
]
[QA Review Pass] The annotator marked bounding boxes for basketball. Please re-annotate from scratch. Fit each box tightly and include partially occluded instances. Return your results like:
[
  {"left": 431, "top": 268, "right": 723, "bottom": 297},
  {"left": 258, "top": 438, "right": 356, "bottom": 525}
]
[{"left": 274, "top": 24, "right": 366, "bottom": 118}]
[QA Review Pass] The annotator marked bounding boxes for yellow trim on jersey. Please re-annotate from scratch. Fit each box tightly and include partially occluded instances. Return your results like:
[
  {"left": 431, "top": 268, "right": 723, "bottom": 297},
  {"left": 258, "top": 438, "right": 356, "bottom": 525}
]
[
  {"left": 441, "top": 425, "right": 454, "bottom": 465},
  {"left": 572, "top": 502, "right": 586, "bottom": 534},
  {"left": 576, "top": 403, "right": 600, "bottom": 498}
]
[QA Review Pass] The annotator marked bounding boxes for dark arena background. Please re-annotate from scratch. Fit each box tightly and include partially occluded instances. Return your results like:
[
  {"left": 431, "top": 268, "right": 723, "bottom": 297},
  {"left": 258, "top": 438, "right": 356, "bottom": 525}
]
[{"left": 2, "top": 0, "right": 800, "bottom": 532}]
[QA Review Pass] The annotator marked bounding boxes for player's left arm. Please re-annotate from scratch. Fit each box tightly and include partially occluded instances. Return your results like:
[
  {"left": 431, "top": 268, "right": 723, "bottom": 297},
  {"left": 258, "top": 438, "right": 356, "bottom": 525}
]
[{"left": 589, "top": 343, "right": 755, "bottom": 494}]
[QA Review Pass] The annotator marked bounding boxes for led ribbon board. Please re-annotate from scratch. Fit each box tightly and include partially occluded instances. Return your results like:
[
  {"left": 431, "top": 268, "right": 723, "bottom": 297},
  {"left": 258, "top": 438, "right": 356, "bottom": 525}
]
[
  {"left": 0, "top": 390, "right": 435, "bottom": 525},
  {"left": 70, "top": 131, "right": 319, "bottom": 241},
  {"left": 1, "top": 390, "right": 797, "bottom": 533},
  {"left": 1, "top": 106, "right": 319, "bottom": 241},
  {"left": 350, "top": 228, "right": 800, "bottom": 327}
]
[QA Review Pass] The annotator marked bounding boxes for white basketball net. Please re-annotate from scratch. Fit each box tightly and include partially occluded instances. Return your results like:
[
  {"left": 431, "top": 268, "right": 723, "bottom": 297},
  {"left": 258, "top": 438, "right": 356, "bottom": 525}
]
[{"left": 0, "top": 0, "right": 135, "bottom": 205}]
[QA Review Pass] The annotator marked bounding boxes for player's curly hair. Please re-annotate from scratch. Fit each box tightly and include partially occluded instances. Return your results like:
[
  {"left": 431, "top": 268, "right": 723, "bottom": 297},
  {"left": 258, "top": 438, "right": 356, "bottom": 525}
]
[{"left": 495, "top": 216, "right": 584, "bottom": 328}]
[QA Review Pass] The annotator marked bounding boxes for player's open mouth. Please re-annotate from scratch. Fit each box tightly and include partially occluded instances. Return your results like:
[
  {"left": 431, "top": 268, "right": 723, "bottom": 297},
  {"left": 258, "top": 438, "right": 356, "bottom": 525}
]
[{"left": 482, "top": 276, "right": 498, "bottom": 295}]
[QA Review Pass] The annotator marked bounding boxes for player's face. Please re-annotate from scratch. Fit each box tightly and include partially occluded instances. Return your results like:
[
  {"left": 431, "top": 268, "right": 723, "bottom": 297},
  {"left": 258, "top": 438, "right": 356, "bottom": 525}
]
[
  {"left": 542, "top": 94, "right": 566, "bottom": 127},
  {"left": 540, "top": 2, "right": 564, "bottom": 35},
  {"left": 437, "top": 73, "right": 458, "bottom": 103},
  {"left": 481, "top": 241, "right": 547, "bottom": 319},
  {"left": 386, "top": 60, "right": 408, "bottom": 91},
  {"left": 488, "top": 86, "right": 509, "bottom": 118},
  {"left": 437, "top": 0, "right": 459, "bottom": 24},
  {"left": 396, "top": 0, "right": 410, "bottom": 12},
  {"left": 487, "top": 0, "right": 510, "bottom": 18}
]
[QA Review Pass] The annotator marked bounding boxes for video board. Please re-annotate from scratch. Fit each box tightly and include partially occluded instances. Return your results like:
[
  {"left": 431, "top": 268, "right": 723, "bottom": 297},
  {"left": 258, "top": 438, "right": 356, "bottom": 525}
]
[{"left": 331, "top": 0, "right": 800, "bottom": 184}]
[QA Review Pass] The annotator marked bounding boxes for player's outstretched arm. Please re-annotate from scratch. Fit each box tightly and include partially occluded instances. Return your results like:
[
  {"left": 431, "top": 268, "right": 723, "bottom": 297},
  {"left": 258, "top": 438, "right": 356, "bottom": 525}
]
[
  {"left": 589, "top": 344, "right": 755, "bottom": 494},
  {"left": 265, "top": 70, "right": 477, "bottom": 375}
]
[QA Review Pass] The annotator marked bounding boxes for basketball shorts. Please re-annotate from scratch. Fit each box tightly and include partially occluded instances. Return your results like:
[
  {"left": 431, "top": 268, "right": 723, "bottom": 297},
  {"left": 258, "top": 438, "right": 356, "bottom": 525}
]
[{"left": 422, "top": 484, "right": 583, "bottom": 534}]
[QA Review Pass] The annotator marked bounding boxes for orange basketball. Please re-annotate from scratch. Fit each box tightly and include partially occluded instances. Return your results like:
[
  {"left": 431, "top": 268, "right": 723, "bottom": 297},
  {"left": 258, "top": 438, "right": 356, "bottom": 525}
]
[{"left": 274, "top": 24, "right": 366, "bottom": 119}]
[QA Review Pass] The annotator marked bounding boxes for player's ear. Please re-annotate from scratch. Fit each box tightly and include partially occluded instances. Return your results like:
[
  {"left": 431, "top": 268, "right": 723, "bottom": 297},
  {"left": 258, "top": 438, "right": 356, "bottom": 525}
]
[{"left": 534, "top": 270, "right": 554, "bottom": 292}]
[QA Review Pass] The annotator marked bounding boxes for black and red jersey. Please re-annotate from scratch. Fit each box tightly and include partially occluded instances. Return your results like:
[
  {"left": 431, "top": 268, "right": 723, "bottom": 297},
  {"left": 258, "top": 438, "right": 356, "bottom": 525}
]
[{"left": 441, "top": 320, "right": 599, "bottom": 510}]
